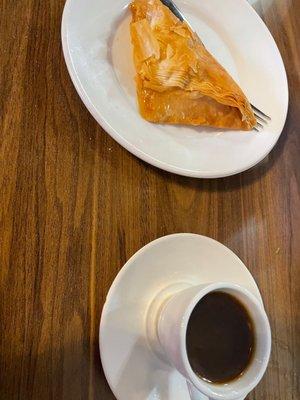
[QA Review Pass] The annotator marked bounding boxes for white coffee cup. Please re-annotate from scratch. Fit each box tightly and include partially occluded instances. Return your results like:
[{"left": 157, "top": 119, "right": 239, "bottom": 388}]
[{"left": 155, "top": 282, "right": 271, "bottom": 400}]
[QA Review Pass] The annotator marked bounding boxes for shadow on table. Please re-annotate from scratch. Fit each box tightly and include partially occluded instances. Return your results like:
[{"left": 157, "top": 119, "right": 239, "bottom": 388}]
[
  {"left": 0, "top": 337, "right": 115, "bottom": 400},
  {"left": 142, "top": 112, "right": 290, "bottom": 192}
]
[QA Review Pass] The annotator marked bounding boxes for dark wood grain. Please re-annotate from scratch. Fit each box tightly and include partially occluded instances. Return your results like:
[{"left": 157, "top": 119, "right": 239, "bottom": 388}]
[{"left": 0, "top": 0, "right": 299, "bottom": 399}]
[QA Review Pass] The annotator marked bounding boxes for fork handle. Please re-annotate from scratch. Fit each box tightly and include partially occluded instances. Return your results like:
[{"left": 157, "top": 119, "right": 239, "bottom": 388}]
[{"left": 160, "top": 0, "right": 185, "bottom": 21}]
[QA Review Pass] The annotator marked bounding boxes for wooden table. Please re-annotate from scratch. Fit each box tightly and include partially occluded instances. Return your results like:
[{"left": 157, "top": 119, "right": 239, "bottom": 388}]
[{"left": 0, "top": 0, "right": 299, "bottom": 399}]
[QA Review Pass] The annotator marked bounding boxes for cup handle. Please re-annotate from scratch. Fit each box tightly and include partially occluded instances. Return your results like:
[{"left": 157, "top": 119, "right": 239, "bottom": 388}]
[{"left": 187, "top": 381, "right": 247, "bottom": 400}]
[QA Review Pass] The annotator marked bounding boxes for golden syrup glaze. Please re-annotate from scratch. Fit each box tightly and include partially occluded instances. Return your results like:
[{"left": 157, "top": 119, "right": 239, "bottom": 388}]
[{"left": 130, "top": 0, "right": 256, "bottom": 130}]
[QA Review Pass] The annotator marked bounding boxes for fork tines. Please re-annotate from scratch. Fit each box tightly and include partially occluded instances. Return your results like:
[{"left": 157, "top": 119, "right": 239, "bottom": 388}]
[{"left": 251, "top": 104, "right": 271, "bottom": 131}]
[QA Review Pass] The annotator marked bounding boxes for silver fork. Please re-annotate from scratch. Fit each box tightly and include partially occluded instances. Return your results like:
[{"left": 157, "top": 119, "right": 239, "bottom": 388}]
[{"left": 160, "top": 0, "right": 271, "bottom": 131}]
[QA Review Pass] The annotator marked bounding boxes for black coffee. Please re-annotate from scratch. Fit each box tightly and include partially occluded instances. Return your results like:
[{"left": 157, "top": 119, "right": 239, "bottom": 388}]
[{"left": 186, "top": 291, "right": 254, "bottom": 383}]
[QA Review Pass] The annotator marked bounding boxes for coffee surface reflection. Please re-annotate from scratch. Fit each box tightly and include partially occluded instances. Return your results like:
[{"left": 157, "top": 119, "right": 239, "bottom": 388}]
[{"left": 186, "top": 291, "right": 254, "bottom": 383}]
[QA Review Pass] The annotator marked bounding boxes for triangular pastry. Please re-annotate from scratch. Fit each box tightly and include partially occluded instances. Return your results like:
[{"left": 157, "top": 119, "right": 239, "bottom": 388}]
[{"left": 130, "top": 0, "right": 256, "bottom": 130}]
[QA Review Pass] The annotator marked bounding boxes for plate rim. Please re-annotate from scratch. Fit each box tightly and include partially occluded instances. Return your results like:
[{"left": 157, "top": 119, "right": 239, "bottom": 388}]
[
  {"left": 101, "top": 233, "right": 262, "bottom": 303},
  {"left": 61, "top": 0, "right": 289, "bottom": 179}
]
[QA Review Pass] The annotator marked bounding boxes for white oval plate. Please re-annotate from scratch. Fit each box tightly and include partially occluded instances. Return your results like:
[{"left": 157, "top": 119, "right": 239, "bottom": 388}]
[{"left": 62, "top": 0, "right": 288, "bottom": 178}]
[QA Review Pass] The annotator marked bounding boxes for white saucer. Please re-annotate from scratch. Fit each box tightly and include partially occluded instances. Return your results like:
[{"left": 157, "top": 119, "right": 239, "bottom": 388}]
[{"left": 100, "top": 234, "right": 263, "bottom": 400}]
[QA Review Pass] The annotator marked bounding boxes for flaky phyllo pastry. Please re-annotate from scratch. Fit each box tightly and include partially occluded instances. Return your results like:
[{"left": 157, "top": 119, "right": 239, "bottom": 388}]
[{"left": 130, "top": 0, "right": 256, "bottom": 130}]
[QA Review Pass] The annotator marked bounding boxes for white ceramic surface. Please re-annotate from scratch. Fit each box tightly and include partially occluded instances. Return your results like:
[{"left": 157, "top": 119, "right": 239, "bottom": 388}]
[
  {"left": 99, "top": 234, "right": 267, "bottom": 400},
  {"left": 62, "top": 0, "right": 288, "bottom": 178},
  {"left": 158, "top": 283, "right": 271, "bottom": 400}
]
